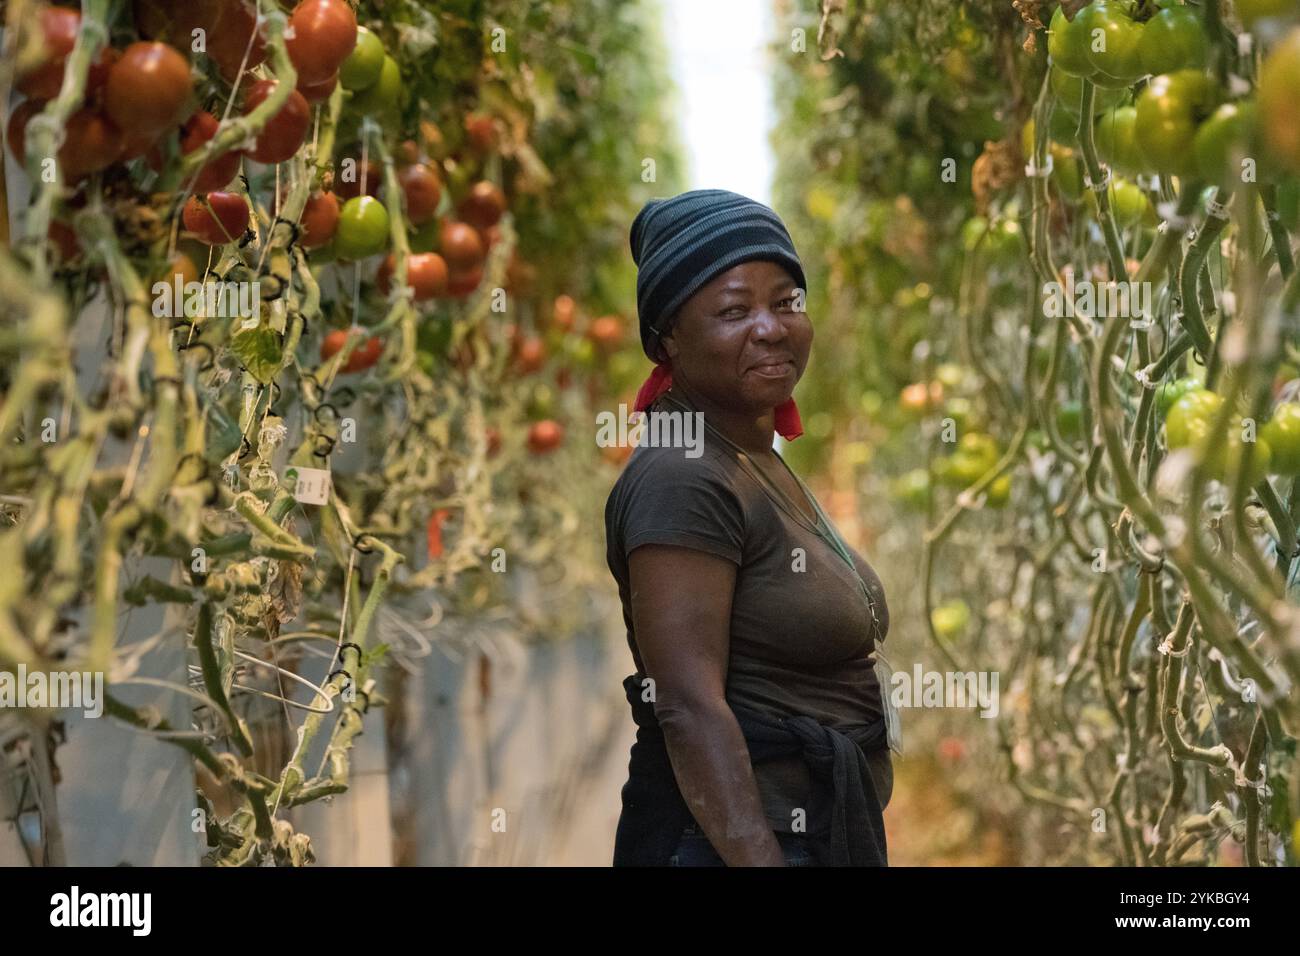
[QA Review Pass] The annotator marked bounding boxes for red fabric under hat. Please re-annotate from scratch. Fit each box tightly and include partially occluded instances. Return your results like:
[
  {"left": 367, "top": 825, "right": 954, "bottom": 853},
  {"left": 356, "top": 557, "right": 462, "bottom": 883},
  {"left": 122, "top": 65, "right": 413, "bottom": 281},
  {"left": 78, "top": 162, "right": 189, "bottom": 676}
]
[{"left": 631, "top": 363, "right": 804, "bottom": 441}]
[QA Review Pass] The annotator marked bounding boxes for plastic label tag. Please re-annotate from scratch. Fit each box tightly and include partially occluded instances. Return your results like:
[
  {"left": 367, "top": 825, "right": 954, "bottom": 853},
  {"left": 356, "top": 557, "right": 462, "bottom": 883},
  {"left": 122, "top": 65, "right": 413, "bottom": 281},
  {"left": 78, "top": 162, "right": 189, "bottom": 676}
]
[
  {"left": 286, "top": 466, "right": 331, "bottom": 505},
  {"left": 873, "top": 647, "right": 904, "bottom": 756}
]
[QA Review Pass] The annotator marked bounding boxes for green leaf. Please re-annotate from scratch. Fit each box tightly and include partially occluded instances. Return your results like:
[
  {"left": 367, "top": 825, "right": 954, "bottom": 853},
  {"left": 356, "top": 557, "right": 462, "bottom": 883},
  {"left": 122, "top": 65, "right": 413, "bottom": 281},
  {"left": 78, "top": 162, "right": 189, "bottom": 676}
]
[{"left": 231, "top": 325, "right": 284, "bottom": 385}]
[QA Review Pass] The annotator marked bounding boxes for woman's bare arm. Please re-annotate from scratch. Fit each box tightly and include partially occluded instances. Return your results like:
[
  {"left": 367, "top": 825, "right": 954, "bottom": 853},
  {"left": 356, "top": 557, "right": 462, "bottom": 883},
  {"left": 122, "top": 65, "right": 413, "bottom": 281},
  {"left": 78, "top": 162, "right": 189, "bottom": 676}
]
[{"left": 628, "top": 543, "right": 785, "bottom": 866}]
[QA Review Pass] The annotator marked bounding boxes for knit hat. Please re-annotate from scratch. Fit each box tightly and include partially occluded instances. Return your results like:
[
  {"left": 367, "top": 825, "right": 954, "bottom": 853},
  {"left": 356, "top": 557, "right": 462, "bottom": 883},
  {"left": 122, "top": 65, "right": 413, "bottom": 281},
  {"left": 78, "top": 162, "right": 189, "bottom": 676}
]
[{"left": 629, "top": 189, "right": 807, "bottom": 440}]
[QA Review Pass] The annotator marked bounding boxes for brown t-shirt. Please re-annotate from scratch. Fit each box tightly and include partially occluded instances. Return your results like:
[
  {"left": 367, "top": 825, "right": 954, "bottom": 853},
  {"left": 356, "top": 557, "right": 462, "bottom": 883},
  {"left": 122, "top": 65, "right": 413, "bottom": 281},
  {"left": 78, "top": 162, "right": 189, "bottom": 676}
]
[{"left": 604, "top": 393, "right": 891, "bottom": 833}]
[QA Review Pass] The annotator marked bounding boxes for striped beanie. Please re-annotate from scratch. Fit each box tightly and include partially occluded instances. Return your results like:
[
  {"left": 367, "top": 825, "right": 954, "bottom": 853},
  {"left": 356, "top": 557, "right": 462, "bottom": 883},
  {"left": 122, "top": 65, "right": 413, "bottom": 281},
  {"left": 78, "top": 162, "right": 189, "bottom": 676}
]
[{"left": 630, "top": 189, "right": 808, "bottom": 362}]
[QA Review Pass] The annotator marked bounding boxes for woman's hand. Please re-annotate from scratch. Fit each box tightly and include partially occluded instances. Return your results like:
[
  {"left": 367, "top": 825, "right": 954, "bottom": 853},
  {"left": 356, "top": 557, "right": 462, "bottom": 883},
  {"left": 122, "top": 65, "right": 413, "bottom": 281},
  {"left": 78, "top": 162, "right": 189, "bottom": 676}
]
[{"left": 628, "top": 542, "right": 786, "bottom": 866}]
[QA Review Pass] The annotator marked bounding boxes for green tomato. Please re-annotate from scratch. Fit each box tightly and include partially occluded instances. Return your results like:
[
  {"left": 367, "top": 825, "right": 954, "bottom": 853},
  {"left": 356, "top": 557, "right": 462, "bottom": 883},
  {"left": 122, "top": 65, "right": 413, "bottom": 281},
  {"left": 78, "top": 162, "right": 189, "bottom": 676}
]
[
  {"left": 1139, "top": 6, "right": 1208, "bottom": 77},
  {"left": 339, "top": 25, "right": 385, "bottom": 91},
  {"left": 1135, "top": 69, "right": 1219, "bottom": 177},
  {"left": 985, "top": 472, "right": 1012, "bottom": 508},
  {"left": 1051, "top": 66, "right": 1125, "bottom": 116},
  {"left": 891, "top": 469, "right": 932, "bottom": 511},
  {"left": 1052, "top": 144, "right": 1085, "bottom": 200},
  {"left": 931, "top": 599, "right": 971, "bottom": 638},
  {"left": 1258, "top": 30, "right": 1300, "bottom": 174},
  {"left": 1235, "top": 0, "right": 1297, "bottom": 29},
  {"left": 1155, "top": 375, "right": 1202, "bottom": 416},
  {"left": 334, "top": 196, "right": 390, "bottom": 260},
  {"left": 1193, "top": 101, "right": 1261, "bottom": 189},
  {"left": 348, "top": 54, "right": 401, "bottom": 119},
  {"left": 1048, "top": 5, "right": 1097, "bottom": 78},
  {"left": 957, "top": 431, "right": 999, "bottom": 465},
  {"left": 1080, "top": 2, "right": 1146, "bottom": 88},
  {"left": 1203, "top": 429, "right": 1272, "bottom": 485},
  {"left": 1261, "top": 402, "right": 1300, "bottom": 474},
  {"left": 1164, "top": 388, "right": 1222, "bottom": 449},
  {"left": 1107, "top": 176, "right": 1152, "bottom": 228},
  {"left": 1095, "top": 106, "right": 1146, "bottom": 176},
  {"left": 1056, "top": 400, "right": 1084, "bottom": 441}
]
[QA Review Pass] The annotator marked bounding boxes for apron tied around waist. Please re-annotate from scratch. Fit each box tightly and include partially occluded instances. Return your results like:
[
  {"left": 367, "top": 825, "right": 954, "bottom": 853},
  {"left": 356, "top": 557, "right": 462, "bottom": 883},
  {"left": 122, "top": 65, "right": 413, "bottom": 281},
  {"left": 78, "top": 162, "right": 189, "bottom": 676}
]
[{"left": 613, "top": 672, "right": 889, "bottom": 867}]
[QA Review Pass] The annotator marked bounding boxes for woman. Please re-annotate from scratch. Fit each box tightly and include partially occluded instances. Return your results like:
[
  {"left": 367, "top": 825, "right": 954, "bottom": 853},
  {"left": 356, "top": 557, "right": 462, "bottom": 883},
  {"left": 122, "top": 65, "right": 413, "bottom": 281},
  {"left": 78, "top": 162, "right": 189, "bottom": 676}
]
[{"left": 605, "top": 189, "right": 900, "bottom": 867}]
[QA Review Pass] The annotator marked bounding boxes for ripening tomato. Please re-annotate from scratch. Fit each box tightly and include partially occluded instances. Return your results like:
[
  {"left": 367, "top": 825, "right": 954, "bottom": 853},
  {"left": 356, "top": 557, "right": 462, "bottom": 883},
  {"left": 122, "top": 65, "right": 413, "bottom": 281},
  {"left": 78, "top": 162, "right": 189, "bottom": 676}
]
[
  {"left": 105, "top": 42, "right": 193, "bottom": 138},
  {"left": 1194, "top": 101, "right": 1261, "bottom": 189},
  {"left": 176, "top": 111, "right": 241, "bottom": 193},
  {"left": 321, "top": 329, "right": 384, "bottom": 372},
  {"left": 1262, "top": 403, "right": 1300, "bottom": 474},
  {"left": 297, "top": 71, "right": 338, "bottom": 103},
  {"left": 930, "top": 599, "right": 971, "bottom": 638},
  {"left": 457, "top": 181, "right": 507, "bottom": 230},
  {"left": 207, "top": 0, "right": 267, "bottom": 80},
  {"left": 1139, "top": 6, "right": 1208, "bottom": 77},
  {"left": 17, "top": 7, "right": 80, "bottom": 100},
  {"left": 59, "top": 109, "right": 124, "bottom": 179},
  {"left": 551, "top": 294, "right": 576, "bottom": 332},
  {"left": 1259, "top": 29, "right": 1300, "bottom": 173},
  {"left": 527, "top": 419, "right": 565, "bottom": 454},
  {"left": 587, "top": 315, "right": 625, "bottom": 354},
  {"left": 398, "top": 163, "right": 442, "bottom": 224},
  {"left": 1047, "top": 6, "right": 1094, "bottom": 79},
  {"left": 439, "top": 221, "right": 485, "bottom": 273},
  {"left": 1079, "top": 2, "right": 1145, "bottom": 88},
  {"left": 300, "top": 191, "right": 340, "bottom": 248},
  {"left": 514, "top": 337, "right": 546, "bottom": 374},
  {"left": 376, "top": 252, "right": 448, "bottom": 300},
  {"left": 182, "top": 192, "right": 250, "bottom": 245},
  {"left": 1135, "top": 70, "right": 1218, "bottom": 177},
  {"left": 339, "top": 25, "right": 384, "bottom": 90},
  {"left": 244, "top": 80, "right": 311, "bottom": 164},
  {"left": 899, "top": 381, "right": 944, "bottom": 417},
  {"left": 287, "top": 0, "right": 358, "bottom": 84},
  {"left": 334, "top": 195, "right": 390, "bottom": 260}
]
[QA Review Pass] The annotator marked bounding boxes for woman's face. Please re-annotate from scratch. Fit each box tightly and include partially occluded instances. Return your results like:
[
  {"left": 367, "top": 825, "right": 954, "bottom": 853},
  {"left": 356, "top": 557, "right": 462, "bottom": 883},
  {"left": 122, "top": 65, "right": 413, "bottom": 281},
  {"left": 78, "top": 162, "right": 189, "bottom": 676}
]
[{"left": 660, "top": 260, "right": 812, "bottom": 415}]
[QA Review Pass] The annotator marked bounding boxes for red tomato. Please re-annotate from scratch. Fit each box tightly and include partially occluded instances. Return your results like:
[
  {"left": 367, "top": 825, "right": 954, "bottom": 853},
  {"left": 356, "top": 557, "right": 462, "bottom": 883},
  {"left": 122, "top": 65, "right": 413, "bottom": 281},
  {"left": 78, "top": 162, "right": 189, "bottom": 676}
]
[
  {"left": 105, "top": 42, "right": 193, "bottom": 138},
  {"left": 395, "top": 139, "right": 421, "bottom": 165},
  {"left": 297, "top": 71, "right": 338, "bottom": 103},
  {"left": 457, "top": 181, "right": 506, "bottom": 230},
  {"left": 86, "top": 46, "right": 121, "bottom": 104},
  {"left": 17, "top": 7, "right": 80, "bottom": 100},
  {"left": 527, "top": 420, "right": 564, "bottom": 454},
  {"left": 376, "top": 252, "right": 449, "bottom": 300},
  {"left": 6, "top": 98, "right": 45, "bottom": 163},
  {"left": 446, "top": 266, "right": 484, "bottom": 298},
  {"left": 182, "top": 192, "right": 250, "bottom": 245},
  {"left": 134, "top": 0, "right": 220, "bottom": 46},
  {"left": 299, "top": 191, "right": 340, "bottom": 248},
  {"left": 121, "top": 128, "right": 162, "bottom": 162},
  {"left": 439, "top": 221, "right": 485, "bottom": 273},
  {"left": 514, "top": 337, "right": 546, "bottom": 374},
  {"left": 397, "top": 162, "right": 442, "bottom": 224},
  {"left": 208, "top": 0, "right": 267, "bottom": 81},
  {"left": 335, "top": 157, "right": 382, "bottom": 199},
  {"left": 243, "top": 80, "right": 310, "bottom": 164},
  {"left": 426, "top": 508, "right": 450, "bottom": 559},
  {"left": 320, "top": 329, "right": 383, "bottom": 372},
  {"left": 286, "top": 0, "right": 358, "bottom": 84},
  {"left": 179, "top": 110, "right": 241, "bottom": 192},
  {"left": 48, "top": 221, "right": 81, "bottom": 264},
  {"left": 60, "top": 109, "right": 125, "bottom": 180},
  {"left": 550, "top": 294, "right": 576, "bottom": 332},
  {"left": 587, "top": 315, "right": 624, "bottom": 354},
  {"left": 485, "top": 426, "right": 502, "bottom": 458},
  {"left": 463, "top": 112, "right": 497, "bottom": 153}
]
